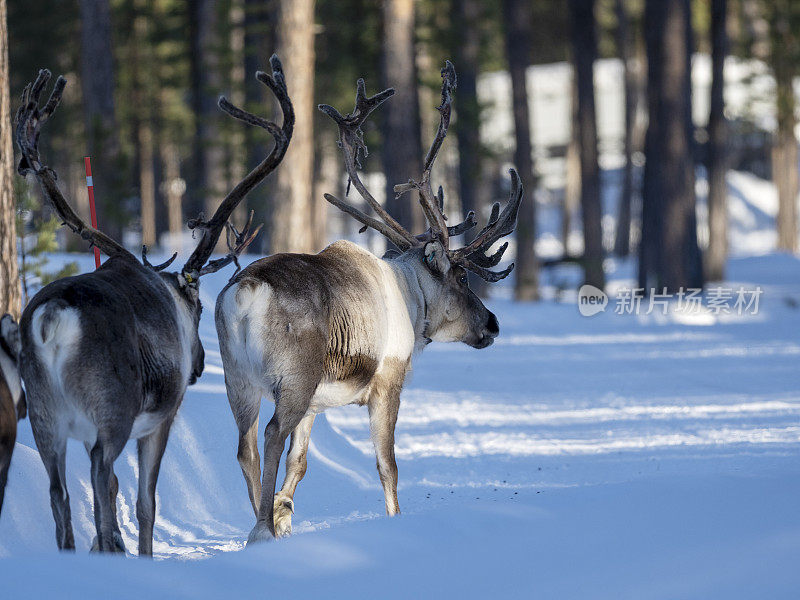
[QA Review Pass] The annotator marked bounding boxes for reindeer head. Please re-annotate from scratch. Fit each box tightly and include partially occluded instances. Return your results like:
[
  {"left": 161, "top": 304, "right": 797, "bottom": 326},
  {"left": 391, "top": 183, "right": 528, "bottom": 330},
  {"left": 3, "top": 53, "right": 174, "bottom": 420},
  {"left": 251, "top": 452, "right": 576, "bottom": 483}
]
[
  {"left": 399, "top": 241, "right": 498, "bottom": 348},
  {"left": 319, "top": 61, "right": 522, "bottom": 349}
]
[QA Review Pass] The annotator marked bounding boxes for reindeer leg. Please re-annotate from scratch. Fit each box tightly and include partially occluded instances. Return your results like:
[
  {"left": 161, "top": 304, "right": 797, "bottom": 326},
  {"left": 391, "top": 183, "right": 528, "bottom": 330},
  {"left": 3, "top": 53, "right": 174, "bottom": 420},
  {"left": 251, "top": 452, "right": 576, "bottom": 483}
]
[
  {"left": 226, "top": 379, "right": 262, "bottom": 518},
  {"left": 238, "top": 416, "right": 261, "bottom": 518},
  {"left": 0, "top": 388, "right": 16, "bottom": 517},
  {"left": 84, "top": 442, "right": 126, "bottom": 553},
  {"left": 274, "top": 413, "right": 315, "bottom": 538},
  {"left": 0, "top": 409, "right": 15, "bottom": 518},
  {"left": 0, "top": 454, "right": 8, "bottom": 518},
  {"left": 136, "top": 416, "right": 173, "bottom": 557},
  {"left": 28, "top": 396, "right": 74, "bottom": 550},
  {"left": 368, "top": 390, "right": 402, "bottom": 516},
  {"left": 89, "top": 437, "right": 125, "bottom": 553},
  {"left": 247, "top": 379, "right": 315, "bottom": 545},
  {"left": 108, "top": 469, "right": 125, "bottom": 551},
  {"left": 38, "top": 435, "right": 74, "bottom": 550}
]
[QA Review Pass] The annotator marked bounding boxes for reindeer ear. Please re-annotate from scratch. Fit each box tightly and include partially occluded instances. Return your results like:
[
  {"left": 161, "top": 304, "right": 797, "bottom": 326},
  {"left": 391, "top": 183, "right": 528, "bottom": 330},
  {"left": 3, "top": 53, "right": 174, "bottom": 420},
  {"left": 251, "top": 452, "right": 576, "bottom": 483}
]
[{"left": 423, "top": 241, "right": 450, "bottom": 275}]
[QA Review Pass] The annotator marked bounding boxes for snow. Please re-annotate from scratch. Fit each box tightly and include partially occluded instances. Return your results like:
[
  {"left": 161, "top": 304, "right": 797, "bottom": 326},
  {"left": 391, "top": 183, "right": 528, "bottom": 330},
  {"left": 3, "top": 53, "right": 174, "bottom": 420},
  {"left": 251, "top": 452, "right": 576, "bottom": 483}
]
[{"left": 2, "top": 171, "right": 800, "bottom": 598}]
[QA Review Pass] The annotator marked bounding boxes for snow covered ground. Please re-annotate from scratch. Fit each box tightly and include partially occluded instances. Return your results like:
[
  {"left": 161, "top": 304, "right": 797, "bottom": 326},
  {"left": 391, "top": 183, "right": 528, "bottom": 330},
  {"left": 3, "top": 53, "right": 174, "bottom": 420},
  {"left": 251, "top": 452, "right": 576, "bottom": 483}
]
[{"left": 2, "top": 172, "right": 800, "bottom": 598}]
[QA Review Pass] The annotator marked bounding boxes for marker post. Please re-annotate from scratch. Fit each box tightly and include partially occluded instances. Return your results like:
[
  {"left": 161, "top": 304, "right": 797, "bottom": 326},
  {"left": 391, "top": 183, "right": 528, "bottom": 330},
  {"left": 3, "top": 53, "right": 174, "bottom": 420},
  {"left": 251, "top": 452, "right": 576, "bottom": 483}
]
[{"left": 84, "top": 156, "right": 101, "bottom": 269}]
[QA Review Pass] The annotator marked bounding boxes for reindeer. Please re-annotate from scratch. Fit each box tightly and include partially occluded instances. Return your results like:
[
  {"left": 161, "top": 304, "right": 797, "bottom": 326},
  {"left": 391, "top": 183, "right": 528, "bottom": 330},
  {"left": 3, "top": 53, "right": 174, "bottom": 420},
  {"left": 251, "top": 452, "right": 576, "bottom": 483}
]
[
  {"left": 13, "top": 56, "right": 293, "bottom": 554},
  {"left": 0, "top": 314, "right": 26, "bottom": 517},
  {"left": 216, "top": 61, "right": 523, "bottom": 544}
]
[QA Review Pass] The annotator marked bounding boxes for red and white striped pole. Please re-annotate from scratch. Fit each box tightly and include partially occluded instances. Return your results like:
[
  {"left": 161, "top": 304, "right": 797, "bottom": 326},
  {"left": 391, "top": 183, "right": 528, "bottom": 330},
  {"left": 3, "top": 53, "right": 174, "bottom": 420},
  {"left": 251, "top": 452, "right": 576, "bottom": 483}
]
[{"left": 84, "top": 156, "right": 101, "bottom": 269}]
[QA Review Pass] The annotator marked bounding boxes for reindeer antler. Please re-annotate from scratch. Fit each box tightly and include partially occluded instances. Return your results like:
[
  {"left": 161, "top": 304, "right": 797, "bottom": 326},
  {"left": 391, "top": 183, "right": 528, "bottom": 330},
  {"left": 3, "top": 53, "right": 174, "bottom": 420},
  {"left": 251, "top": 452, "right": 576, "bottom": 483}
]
[
  {"left": 141, "top": 246, "right": 178, "bottom": 272},
  {"left": 197, "top": 211, "right": 263, "bottom": 277},
  {"left": 182, "top": 54, "right": 293, "bottom": 283},
  {"left": 15, "top": 70, "right": 134, "bottom": 261},
  {"left": 394, "top": 60, "right": 458, "bottom": 248},
  {"left": 319, "top": 81, "right": 418, "bottom": 251},
  {"left": 321, "top": 61, "right": 524, "bottom": 283},
  {"left": 449, "top": 168, "right": 524, "bottom": 282}
]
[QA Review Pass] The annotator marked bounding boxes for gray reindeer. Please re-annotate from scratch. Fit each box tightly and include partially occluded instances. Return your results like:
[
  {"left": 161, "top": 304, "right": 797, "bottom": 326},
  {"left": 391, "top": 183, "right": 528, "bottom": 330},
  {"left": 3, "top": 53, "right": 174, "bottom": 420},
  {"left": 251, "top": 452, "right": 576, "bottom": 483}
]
[
  {"left": 13, "top": 57, "right": 293, "bottom": 554},
  {"left": 216, "top": 62, "right": 523, "bottom": 544},
  {"left": 0, "top": 314, "right": 25, "bottom": 517}
]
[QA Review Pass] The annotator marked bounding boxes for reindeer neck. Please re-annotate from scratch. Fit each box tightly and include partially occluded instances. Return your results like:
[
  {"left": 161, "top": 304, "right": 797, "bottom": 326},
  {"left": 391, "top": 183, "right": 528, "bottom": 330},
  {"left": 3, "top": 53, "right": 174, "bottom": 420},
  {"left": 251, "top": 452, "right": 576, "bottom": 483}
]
[{"left": 384, "top": 254, "right": 431, "bottom": 351}]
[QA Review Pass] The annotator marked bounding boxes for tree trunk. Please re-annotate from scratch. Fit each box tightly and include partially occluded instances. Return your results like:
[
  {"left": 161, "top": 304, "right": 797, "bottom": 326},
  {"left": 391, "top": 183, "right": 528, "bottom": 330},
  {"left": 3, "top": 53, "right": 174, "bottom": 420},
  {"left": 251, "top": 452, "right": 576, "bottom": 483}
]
[
  {"left": 312, "top": 129, "right": 339, "bottom": 250},
  {"left": 243, "top": 0, "right": 275, "bottom": 252},
  {"left": 138, "top": 122, "right": 156, "bottom": 248},
  {"left": 453, "top": 0, "right": 487, "bottom": 295},
  {"left": 773, "top": 131, "right": 798, "bottom": 253},
  {"left": 502, "top": 0, "right": 539, "bottom": 300},
  {"left": 0, "top": 0, "right": 19, "bottom": 318},
  {"left": 79, "top": 0, "right": 124, "bottom": 244},
  {"left": 706, "top": 0, "right": 728, "bottom": 279},
  {"left": 640, "top": 1, "right": 663, "bottom": 290},
  {"left": 640, "top": 0, "right": 702, "bottom": 292},
  {"left": 189, "top": 0, "right": 225, "bottom": 238},
  {"left": 382, "top": 0, "right": 425, "bottom": 234},
  {"left": 683, "top": 1, "right": 704, "bottom": 287},
  {"left": 272, "top": 0, "right": 315, "bottom": 254},
  {"left": 613, "top": 0, "right": 634, "bottom": 258},
  {"left": 569, "top": 0, "right": 605, "bottom": 290},
  {"left": 131, "top": 5, "right": 156, "bottom": 249},
  {"left": 770, "top": 2, "right": 799, "bottom": 254},
  {"left": 161, "top": 141, "right": 184, "bottom": 254},
  {"left": 228, "top": 0, "right": 248, "bottom": 229},
  {"left": 564, "top": 66, "right": 580, "bottom": 255}
]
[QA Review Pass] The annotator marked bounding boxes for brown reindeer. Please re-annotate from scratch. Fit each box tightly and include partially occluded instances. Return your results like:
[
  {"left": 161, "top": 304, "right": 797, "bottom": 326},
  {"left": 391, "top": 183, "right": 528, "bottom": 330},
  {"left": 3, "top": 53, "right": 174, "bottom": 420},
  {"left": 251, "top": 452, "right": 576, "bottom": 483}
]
[{"left": 215, "top": 62, "right": 524, "bottom": 544}]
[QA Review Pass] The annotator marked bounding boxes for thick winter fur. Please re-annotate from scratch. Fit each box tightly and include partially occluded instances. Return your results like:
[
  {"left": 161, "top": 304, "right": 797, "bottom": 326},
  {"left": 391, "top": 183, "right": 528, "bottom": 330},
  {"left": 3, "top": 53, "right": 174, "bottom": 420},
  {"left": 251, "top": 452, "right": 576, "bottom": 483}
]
[
  {"left": 216, "top": 240, "right": 498, "bottom": 543},
  {"left": 19, "top": 255, "right": 203, "bottom": 554},
  {"left": 0, "top": 314, "right": 25, "bottom": 518}
]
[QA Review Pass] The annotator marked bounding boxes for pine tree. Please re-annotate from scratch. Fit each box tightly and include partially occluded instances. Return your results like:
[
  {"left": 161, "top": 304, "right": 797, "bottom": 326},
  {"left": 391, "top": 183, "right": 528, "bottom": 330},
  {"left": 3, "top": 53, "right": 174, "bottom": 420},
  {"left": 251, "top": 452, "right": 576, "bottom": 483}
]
[
  {"left": 639, "top": 0, "right": 703, "bottom": 292},
  {"left": 569, "top": 0, "right": 605, "bottom": 289},
  {"left": 15, "top": 180, "right": 79, "bottom": 305},
  {"left": 706, "top": 0, "right": 728, "bottom": 279},
  {"left": 502, "top": 0, "right": 539, "bottom": 300}
]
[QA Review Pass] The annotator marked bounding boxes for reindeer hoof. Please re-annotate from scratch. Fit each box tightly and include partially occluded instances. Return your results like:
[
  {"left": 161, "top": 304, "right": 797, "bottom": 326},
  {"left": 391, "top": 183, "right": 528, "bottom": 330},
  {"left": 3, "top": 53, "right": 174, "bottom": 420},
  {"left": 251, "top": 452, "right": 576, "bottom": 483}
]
[
  {"left": 90, "top": 532, "right": 127, "bottom": 554},
  {"left": 273, "top": 493, "right": 294, "bottom": 539},
  {"left": 274, "top": 516, "right": 292, "bottom": 539},
  {"left": 246, "top": 522, "right": 274, "bottom": 546}
]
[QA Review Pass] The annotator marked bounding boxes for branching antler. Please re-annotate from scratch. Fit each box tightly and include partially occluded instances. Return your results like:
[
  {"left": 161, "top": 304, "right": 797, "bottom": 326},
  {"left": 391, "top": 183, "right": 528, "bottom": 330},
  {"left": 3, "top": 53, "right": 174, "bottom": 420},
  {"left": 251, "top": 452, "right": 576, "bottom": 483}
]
[
  {"left": 320, "top": 61, "right": 525, "bottom": 283},
  {"left": 142, "top": 246, "right": 178, "bottom": 272},
  {"left": 450, "top": 168, "right": 524, "bottom": 281},
  {"left": 15, "top": 70, "right": 134, "bottom": 261},
  {"left": 319, "top": 81, "right": 418, "bottom": 251},
  {"left": 393, "top": 61, "right": 457, "bottom": 248},
  {"left": 197, "top": 211, "right": 263, "bottom": 277},
  {"left": 182, "top": 54, "right": 293, "bottom": 283}
]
